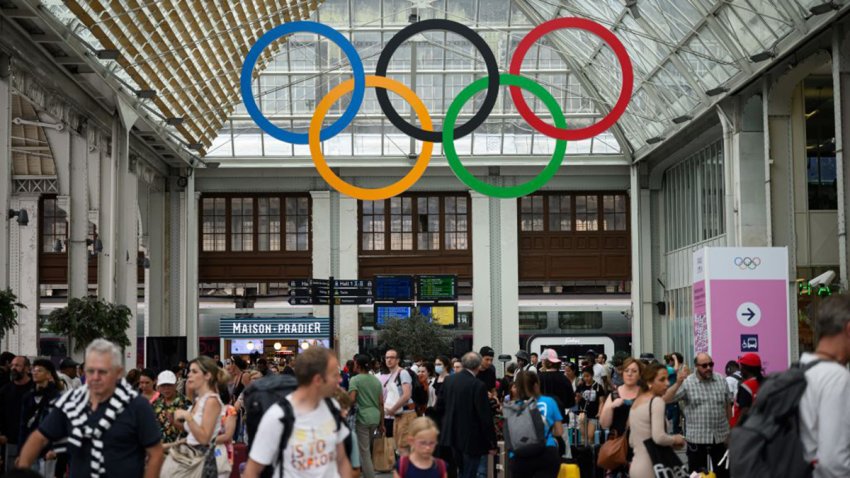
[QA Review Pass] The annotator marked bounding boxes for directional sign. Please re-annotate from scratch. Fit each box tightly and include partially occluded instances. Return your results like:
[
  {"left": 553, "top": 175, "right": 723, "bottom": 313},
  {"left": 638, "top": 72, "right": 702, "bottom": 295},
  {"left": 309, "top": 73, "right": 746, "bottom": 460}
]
[
  {"left": 288, "top": 297, "right": 313, "bottom": 305},
  {"left": 334, "top": 288, "right": 373, "bottom": 297},
  {"left": 312, "top": 286, "right": 330, "bottom": 296},
  {"left": 736, "top": 302, "right": 762, "bottom": 327},
  {"left": 311, "top": 278, "right": 330, "bottom": 286},
  {"left": 289, "top": 280, "right": 312, "bottom": 288},
  {"left": 288, "top": 288, "right": 311, "bottom": 297},
  {"left": 335, "top": 280, "right": 373, "bottom": 288}
]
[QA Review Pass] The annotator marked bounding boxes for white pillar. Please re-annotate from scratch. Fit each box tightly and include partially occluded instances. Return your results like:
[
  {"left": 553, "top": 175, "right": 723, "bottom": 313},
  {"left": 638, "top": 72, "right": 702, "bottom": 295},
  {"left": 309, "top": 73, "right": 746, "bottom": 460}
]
[
  {"left": 7, "top": 196, "right": 39, "bottom": 356},
  {"left": 471, "top": 192, "right": 492, "bottom": 354},
  {"left": 630, "top": 165, "right": 653, "bottom": 355},
  {"left": 183, "top": 174, "right": 199, "bottom": 359},
  {"left": 68, "top": 131, "right": 89, "bottom": 298},
  {"left": 0, "top": 60, "right": 11, "bottom": 290},
  {"left": 834, "top": 26, "right": 850, "bottom": 291},
  {"left": 338, "top": 195, "right": 359, "bottom": 362},
  {"left": 146, "top": 188, "right": 167, "bottom": 337},
  {"left": 310, "top": 191, "right": 332, "bottom": 341},
  {"left": 470, "top": 192, "right": 519, "bottom": 358}
]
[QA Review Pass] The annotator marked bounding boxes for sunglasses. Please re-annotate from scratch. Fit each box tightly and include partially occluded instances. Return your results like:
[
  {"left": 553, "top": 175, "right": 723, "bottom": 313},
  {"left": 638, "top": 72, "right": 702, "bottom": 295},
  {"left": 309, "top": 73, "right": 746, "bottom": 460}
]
[{"left": 697, "top": 362, "right": 714, "bottom": 368}]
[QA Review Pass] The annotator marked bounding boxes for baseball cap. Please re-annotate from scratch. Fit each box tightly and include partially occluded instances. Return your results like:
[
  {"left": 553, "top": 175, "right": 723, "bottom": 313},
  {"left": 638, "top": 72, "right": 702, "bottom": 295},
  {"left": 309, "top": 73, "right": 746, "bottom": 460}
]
[
  {"left": 540, "top": 349, "right": 561, "bottom": 363},
  {"left": 738, "top": 353, "right": 762, "bottom": 368},
  {"left": 157, "top": 370, "right": 177, "bottom": 385},
  {"left": 479, "top": 346, "right": 495, "bottom": 358},
  {"left": 59, "top": 358, "right": 79, "bottom": 369}
]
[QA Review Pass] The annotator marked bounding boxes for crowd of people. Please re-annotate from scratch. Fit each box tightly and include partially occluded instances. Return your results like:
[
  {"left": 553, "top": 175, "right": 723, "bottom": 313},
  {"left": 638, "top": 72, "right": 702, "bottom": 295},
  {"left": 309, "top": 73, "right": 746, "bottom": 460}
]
[{"left": 0, "top": 294, "right": 847, "bottom": 477}]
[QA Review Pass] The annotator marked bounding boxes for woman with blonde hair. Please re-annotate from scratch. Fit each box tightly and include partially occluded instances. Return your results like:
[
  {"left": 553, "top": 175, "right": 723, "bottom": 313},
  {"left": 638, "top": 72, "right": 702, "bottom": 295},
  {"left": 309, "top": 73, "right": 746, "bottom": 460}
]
[{"left": 162, "top": 356, "right": 229, "bottom": 477}]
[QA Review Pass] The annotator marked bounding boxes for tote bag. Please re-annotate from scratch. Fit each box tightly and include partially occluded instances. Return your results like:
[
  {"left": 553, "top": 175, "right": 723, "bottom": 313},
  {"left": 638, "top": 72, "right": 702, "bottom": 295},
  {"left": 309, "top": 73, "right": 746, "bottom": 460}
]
[
  {"left": 643, "top": 398, "right": 688, "bottom": 478},
  {"left": 161, "top": 441, "right": 218, "bottom": 478},
  {"left": 372, "top": 433, "right": 396, "bottom": 472}
]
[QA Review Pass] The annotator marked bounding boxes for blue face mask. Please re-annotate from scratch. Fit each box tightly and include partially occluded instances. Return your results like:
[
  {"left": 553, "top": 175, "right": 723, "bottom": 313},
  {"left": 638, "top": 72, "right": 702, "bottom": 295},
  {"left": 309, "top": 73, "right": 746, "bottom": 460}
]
[{"left": 435, "top": 365, "right": 444, "bottom": 375}]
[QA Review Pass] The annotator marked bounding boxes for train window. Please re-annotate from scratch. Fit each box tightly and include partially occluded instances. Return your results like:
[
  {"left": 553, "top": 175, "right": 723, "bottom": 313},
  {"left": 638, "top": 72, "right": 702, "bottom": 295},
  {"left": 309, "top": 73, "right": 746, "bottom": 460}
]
[
  {"left": 558, "top": 311, "right": 603, "bottom": 329},
  {"left": 519, "top": 312, "right": 548, "bottom": 330}
]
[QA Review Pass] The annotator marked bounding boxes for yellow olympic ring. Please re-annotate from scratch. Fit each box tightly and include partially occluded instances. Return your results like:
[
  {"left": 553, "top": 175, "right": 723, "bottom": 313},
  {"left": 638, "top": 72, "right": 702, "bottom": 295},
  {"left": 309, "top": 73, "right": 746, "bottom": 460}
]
[{"left": 309, "top": 75, "right": 434, "bottom": 201}]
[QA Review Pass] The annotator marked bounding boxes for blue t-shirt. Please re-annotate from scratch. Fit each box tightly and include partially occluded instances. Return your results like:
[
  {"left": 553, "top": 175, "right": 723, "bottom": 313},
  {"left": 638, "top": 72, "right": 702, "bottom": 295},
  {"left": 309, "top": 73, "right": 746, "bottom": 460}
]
[
  {"left": 40, "top": 394, "right": 161, "bottom": 478},
  {"left": 536, "top": 395, "right": 563, "bottom": 448}
]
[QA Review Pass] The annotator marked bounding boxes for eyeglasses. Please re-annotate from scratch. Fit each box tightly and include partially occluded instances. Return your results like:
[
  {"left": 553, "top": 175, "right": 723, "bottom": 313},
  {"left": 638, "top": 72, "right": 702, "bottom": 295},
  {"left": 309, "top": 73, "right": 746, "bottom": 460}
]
[
  {"left": 697, "top": 362, "right": 714, "bottom": 368},
  {"left": 415, "top": 440, "right": 437, "bottom": 447}
]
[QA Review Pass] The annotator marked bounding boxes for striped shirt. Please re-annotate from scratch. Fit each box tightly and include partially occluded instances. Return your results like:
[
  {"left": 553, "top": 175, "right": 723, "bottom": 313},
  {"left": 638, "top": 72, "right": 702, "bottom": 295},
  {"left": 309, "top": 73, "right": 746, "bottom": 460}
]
[{"left": 673, "top": 372, "right": 731, "bottom": 444}]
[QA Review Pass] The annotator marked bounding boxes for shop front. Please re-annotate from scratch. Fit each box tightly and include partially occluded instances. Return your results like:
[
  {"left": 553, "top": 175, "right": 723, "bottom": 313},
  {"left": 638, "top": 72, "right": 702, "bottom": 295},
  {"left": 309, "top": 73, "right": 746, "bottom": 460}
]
[{"left": 220, "top": 316, "right": 331, "bottom": 363}]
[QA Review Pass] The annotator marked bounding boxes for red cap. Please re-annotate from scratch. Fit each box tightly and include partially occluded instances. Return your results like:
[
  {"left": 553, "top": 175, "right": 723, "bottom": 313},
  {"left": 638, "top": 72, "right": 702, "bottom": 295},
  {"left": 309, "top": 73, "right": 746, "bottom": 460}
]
[{"left": 739, "top": 353, "right": 762, "bottom": 368}]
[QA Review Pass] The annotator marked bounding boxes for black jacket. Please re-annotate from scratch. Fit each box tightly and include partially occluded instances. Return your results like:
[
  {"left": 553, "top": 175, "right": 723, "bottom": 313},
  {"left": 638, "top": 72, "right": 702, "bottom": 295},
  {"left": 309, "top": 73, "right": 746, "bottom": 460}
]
[
  {"left": 538, "top": 370, "right": 575, "bottom": 413},
  {"left": 435, "top": 370, "right": 497, "bottom": 455},
  {"left": 19, "top": 382, "right": 61, "bottom": 448}
]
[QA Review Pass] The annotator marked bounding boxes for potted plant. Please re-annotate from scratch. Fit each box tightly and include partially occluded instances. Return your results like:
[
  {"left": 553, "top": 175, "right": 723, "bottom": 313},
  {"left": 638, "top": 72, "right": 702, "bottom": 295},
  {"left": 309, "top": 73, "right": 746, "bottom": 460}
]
[
  {"left": 377, "top": 311, "right": 452, "bottom": 361},
  {"left": 44, "top": 296, "right": 131, "bottom": 355},
  {"left": 0, "top": 288, "right": 26, "bottom": 342}
]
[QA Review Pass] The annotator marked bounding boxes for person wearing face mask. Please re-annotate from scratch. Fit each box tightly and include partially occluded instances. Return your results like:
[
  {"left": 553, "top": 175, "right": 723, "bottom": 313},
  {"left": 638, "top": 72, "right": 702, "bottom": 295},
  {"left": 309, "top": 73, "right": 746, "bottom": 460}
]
[{"left": 0, "top": 355, "right": 34, "bottom": 471}]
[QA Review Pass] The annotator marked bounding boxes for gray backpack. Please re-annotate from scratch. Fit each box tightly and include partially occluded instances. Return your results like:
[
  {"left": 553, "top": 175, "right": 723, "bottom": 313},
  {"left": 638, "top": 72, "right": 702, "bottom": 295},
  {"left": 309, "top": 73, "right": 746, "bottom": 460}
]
[{"left": 503, "top": 398, "right": 547, "bottom": 458}]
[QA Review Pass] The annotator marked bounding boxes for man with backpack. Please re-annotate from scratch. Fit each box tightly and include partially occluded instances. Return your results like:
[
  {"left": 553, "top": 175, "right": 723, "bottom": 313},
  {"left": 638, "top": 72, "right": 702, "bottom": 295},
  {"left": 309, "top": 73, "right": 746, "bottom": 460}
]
[
  {"left": 383, "top": 348, "right": 416, "bottom": 457},
  {"left": 799, "top": 295, "right": 850, "bottom": 477},
  {"left": 243, "top": 347, "right": 352, "bottom": 478}
]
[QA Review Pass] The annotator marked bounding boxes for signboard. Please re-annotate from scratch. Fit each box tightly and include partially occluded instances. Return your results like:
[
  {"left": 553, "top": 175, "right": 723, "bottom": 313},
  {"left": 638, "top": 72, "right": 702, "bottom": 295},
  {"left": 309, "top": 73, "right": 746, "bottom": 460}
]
[
  {"left": 220, "top": 317, "right": 330, "bottom": 339},
  {"left": 419, "top": 304, "right": 457, "bottom": 326},
  {"left": 375, "top": 305, "right": 413, "bottom": 326},
  {"left": 416, "top": 275, "right": 457, "bottom": 301},
  {"left": 375, "top": 276, "right": 415, "bottom": 301},
  {"left": 692, "top": 247, "right": 790, "bottom": 372}
]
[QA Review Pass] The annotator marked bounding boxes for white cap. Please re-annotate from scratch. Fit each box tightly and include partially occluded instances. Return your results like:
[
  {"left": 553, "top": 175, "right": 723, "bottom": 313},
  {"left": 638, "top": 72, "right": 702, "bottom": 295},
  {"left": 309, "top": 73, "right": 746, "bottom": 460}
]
[{"left": 157, "top": 370, "right": 177, "bottom": 385}]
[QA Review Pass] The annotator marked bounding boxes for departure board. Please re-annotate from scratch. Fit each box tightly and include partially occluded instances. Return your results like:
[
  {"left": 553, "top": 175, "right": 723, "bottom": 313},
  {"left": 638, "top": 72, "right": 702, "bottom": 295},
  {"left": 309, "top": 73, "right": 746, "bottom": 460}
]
[
  {"left": 375, "top": 304, "right": 414, "bottom": 326},
  {"left": 416, "top": 275, "right": 457, "bottom": 301},
  {"left": 419, "top": 304, "right": 457, "bottom": 326},
  {"left": 374, "top": 276, "right": 415, "bottom": 301}
]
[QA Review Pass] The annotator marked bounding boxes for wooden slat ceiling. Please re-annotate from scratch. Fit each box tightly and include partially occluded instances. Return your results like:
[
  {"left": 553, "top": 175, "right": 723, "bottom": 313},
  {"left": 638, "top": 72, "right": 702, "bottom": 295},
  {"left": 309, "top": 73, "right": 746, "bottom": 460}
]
[
  {"left": 63, "top": 0, "right": 323, "bottom": 156},
  {"left": 11, "top": 95, "right": 56, "bottom": 176}
]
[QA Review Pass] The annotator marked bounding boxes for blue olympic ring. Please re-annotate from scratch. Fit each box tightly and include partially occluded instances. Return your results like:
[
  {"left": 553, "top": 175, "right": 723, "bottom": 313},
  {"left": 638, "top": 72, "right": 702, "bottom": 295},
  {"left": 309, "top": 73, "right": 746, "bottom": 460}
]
[{"left": 240, "top": 21, "right": 366, "bottom": 145}]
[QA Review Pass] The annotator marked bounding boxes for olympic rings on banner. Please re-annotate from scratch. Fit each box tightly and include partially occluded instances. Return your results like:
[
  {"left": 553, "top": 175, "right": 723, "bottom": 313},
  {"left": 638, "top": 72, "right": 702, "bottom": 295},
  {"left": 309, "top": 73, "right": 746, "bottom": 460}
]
[
  {"left": 241, "top": 21, "right": 365, "bottom": 145},
  {"left": 444, "top": 74, "right": 567, "bottom": 198},
  {"left": 734, "top": 257, "right": 761, "bottom": 270},
  {"left": 240, "top": 17, "right": 634, "bottom": 199},
  {"left": 309, "top": 76, "right": 434, "bottom": 201},
  {"left": 508, "top": 17, "right": 634, "bottom": 141},
  {"left": 375, "top": 19, "right": 500, "bottom": 143}
]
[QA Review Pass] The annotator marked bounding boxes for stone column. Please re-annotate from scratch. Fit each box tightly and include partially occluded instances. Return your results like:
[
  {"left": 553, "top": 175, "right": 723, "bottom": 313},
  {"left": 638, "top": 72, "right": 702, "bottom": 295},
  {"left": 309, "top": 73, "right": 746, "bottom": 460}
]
[
  {"left": 68, "top": 131, "right": 89, "bottom": 298},
  {"left": 7, "top": 196, "right": 39, "bottom": 356},
  {"left": 0, "top": 54, "right": 10, "bottom": 290}
]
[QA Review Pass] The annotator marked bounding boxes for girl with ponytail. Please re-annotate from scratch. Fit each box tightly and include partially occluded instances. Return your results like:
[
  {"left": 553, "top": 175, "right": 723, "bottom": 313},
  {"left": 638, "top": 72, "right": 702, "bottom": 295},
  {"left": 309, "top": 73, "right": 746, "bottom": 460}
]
[{"left": 162, "top": 356, "right": 229, "bottom": 477}]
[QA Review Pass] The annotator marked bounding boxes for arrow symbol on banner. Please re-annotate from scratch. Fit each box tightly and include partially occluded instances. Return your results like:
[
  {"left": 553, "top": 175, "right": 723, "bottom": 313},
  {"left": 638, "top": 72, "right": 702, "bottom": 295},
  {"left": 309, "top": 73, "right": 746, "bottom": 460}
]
[{"left": 742, "top": 308, "right": 756, "bottom": 322}]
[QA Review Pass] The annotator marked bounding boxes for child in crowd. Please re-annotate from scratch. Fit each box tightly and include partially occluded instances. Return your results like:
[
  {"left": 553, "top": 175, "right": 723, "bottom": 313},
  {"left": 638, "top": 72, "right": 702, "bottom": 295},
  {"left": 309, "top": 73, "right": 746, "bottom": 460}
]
[{"left": 394, "top": 416, "right": 447, "bottom": 478}]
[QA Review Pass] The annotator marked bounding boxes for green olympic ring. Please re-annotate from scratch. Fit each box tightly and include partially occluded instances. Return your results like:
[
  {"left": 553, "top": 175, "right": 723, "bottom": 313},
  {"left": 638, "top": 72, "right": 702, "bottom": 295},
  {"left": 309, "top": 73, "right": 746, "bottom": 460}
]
[{"left": 443, "top": 73, "right": 568, "bottom": 199}]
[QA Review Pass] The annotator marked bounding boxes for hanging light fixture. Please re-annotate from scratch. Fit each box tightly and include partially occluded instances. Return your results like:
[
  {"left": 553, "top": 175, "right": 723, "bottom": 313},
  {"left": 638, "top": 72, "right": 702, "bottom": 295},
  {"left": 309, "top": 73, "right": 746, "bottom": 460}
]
[{"left": 274, "top": 342, "right": 282, "bottom": 351}]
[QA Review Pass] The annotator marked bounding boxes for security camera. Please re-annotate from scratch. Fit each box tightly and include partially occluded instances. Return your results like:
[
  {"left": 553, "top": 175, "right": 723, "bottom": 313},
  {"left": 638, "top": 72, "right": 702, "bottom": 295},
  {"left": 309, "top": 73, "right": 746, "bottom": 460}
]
[{"left": 809, "top": 270, "right": 836, "bottom": 288}]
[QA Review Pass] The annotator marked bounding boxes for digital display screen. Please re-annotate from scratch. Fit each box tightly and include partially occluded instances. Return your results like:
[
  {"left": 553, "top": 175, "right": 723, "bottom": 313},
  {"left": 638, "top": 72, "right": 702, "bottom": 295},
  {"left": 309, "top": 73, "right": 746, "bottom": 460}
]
[
  {"left": 230, "top": 339, "right": 263, "bottom": 354},
  {"left": 374, "top": 276, "right": 415, "bottom": 301},
  {"left": 417, "top": 275, "right": 457, "bottom": 301},
  {"left": 375, "top": 305, "right": 414, "bottom": 326},
  {"left": 418, "top": 304, "right": 457, "bottom": 326}
]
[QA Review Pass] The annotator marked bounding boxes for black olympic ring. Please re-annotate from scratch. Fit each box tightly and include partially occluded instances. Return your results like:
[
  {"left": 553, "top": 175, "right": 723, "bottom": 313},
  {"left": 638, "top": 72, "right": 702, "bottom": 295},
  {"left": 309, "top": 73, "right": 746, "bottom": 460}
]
[
  {"left": 374, "top": 19, "right": 500, "bottom": 143},
  {"left": 734, "top": 257, "right": 761, "bottom": 270}
]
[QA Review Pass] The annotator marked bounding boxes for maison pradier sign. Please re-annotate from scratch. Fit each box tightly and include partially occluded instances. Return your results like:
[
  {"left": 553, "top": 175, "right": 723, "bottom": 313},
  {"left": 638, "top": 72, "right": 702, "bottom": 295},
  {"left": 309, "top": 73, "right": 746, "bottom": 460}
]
[{"left": 219, "top": 317, "right": 329, "bottom": 339}]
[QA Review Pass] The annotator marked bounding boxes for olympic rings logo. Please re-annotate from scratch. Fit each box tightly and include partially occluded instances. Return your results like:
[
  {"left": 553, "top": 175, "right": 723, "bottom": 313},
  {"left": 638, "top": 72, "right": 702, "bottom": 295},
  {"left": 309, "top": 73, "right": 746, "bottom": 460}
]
[
  {"left": 734, "top": 257, "right": 762, "bottom": 270},
  {"left": 240, "top": 18, "right": 634, "bottom": 200}
]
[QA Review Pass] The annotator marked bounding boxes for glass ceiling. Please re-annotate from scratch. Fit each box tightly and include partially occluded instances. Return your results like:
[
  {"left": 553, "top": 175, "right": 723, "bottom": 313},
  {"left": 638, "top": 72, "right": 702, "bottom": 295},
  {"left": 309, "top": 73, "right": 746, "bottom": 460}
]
[{"left": 42, "top": 0, "right": 846, "bottom": 161}]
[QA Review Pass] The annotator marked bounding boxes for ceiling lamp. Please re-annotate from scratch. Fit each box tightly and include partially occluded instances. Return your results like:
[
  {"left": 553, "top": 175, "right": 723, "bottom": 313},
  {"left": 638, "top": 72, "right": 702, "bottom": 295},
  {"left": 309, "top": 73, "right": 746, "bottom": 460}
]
[{"left": 300, "top": 341, "right": 310, "bottom": 350}]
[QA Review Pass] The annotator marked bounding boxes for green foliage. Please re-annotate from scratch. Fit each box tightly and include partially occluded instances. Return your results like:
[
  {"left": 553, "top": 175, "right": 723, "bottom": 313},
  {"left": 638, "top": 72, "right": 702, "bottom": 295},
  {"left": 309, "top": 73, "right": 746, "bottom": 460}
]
[
  {"left": 377, "top": 312, "right": 452, "bottom": 360},
  {"left": 0, "top": 289, "right": 25, "bottom": 342},
  {"left": 45, "top": 297, "right": 131, "bottom": 351}
]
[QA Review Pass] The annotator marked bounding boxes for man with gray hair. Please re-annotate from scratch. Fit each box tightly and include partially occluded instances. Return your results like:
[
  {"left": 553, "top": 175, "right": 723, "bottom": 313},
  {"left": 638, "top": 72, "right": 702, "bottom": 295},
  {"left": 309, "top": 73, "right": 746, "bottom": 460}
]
[
  {"left": 434, "top": 351, "right": 497, "bottom": 478},
  {"left": 17, "top": 339, "right": 164, "bottom": 478},
  {"left": 799, "top": 295, "right": 850, "bottom": 477}
]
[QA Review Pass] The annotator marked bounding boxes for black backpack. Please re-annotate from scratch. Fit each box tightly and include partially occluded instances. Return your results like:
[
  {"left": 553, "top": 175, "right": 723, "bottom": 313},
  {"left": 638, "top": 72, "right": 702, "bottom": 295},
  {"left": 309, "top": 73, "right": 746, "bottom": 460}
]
[
  {"left": 244, "top": 374, "right": 348, "bottom": 478},
  {"left": 728, "top": 360, "right": 820, "bottom": 478},
  {"left": 396, "top": 368, "right": 428, "bottom": 406}
]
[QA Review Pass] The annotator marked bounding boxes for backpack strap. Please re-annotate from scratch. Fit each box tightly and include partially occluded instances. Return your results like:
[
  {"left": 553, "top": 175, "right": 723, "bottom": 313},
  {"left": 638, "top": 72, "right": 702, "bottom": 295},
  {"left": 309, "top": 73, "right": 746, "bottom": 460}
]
[
  {"left": 275, "top": 399, "right": 296, "bottom": 478},
  {"left": 436, "top": 458, "right": 446, "bottom": 478},
  {"left": 324, "top": 397, "right": 343, "bottom": 432},
  {"left": 399, "top": 455, "right": 409, "bottom": 478}
]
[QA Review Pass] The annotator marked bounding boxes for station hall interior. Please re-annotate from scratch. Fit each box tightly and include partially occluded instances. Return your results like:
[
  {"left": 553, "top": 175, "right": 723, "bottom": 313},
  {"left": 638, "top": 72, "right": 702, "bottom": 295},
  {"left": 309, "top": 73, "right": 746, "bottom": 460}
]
[{"left": 0, "top": 0, "right": 849, "bottom": 369}]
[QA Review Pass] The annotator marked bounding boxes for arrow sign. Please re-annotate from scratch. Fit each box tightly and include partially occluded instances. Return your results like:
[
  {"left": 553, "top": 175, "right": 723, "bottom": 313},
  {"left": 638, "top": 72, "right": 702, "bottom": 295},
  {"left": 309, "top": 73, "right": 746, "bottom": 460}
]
[
  {"left": 288, "top": 297, "right": 312, "bottom": 305},
  {"left": 312, "top": 286, "right": 330, "bottom": 296},
  {"left": 289, "top": 280, "right": 311, "bottom": 288},
  {"left": 334, "top": 297, "right": 373, "bottom": 305},
  {"left": 288, "top": 288, "right": 311, "bottom": 297},
  {"left": 310, "top": 278, "right": 330, "bottom": 286},
  {"left": 736, "top": 302, "right": 762, "bottom": 327}
]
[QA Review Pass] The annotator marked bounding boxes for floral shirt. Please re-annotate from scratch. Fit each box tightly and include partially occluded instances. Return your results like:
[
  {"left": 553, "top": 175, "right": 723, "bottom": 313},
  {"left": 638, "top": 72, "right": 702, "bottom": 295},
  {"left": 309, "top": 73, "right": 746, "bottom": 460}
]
[{"left": 151, "top": 393, "right": 191, "bottom": 443}]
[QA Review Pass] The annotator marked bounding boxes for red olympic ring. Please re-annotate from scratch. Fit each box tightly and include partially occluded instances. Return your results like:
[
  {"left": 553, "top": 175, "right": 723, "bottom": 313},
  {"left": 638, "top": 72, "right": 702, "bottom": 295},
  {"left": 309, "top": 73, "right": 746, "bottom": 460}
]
[{"left": 508, "top": 17, "right": 634, "bottom": 141}]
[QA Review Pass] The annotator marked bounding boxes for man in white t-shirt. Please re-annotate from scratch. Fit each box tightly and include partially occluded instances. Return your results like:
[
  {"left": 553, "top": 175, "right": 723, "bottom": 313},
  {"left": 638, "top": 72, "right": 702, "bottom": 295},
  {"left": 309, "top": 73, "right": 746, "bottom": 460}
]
[
  {"left": 799, "top": 295, "right": 850, "bottom": 478},
  {"left": 244, "top": 347, "right": 352, "bottom": 478}
]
